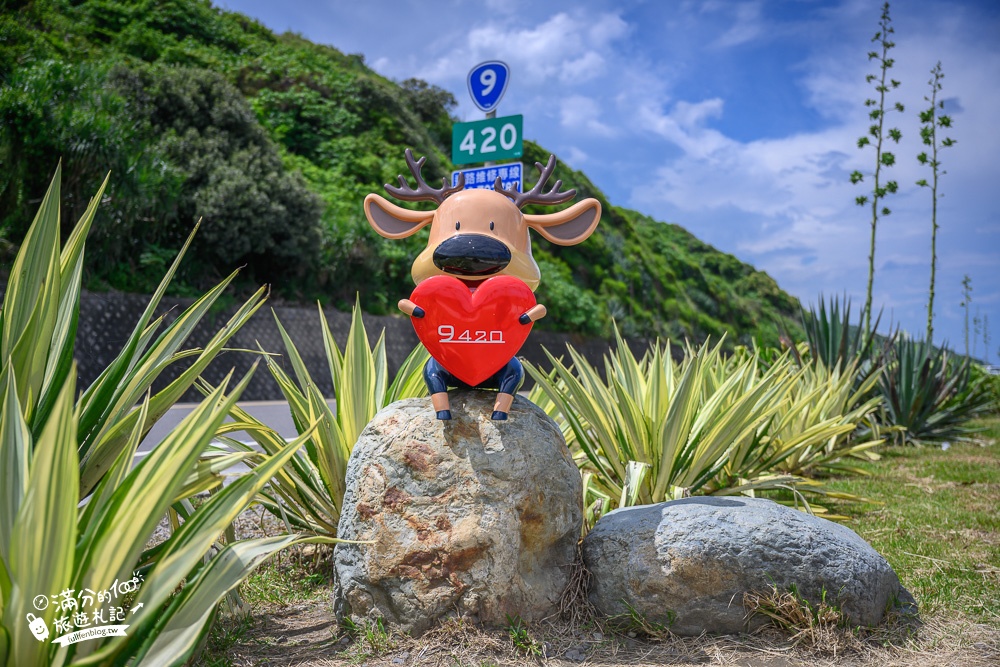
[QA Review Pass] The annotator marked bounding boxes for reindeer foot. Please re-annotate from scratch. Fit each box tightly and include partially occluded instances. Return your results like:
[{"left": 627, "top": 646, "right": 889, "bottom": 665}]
[{"left": 431, "top": 392, "right": 452, "bottom": 421}]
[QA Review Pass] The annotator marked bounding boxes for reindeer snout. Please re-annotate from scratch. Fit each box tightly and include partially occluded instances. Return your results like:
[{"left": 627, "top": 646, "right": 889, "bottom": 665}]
[{"left": 432, "top": 234, "right": 511, "bottom": 276}]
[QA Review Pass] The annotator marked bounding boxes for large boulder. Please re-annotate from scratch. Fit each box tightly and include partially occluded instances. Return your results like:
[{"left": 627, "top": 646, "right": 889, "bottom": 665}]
[
  {"left": 334, "top": 390, "right": 582, "bottom": 636},
  {"left": 583, "top": 497, "right": 915, "bottom": 635}
]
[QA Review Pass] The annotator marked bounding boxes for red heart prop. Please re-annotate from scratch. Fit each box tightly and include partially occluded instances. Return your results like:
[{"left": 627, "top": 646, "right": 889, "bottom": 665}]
[{"left": 410, "top": 275, "right": 536, "bottom": 386}]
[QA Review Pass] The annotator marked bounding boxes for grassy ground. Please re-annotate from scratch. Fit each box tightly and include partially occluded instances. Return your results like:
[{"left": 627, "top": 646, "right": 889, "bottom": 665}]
[
  {"left": 196, "top": 416, "right": 1000, "bottom": 667},
  {"left": 822, "top": 416, "right": 1000, "bottom": 624}
]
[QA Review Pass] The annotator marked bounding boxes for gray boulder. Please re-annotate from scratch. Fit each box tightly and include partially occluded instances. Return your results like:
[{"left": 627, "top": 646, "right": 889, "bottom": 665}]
[
  {"left": 334, "top": 390, "right": 582, "bottom": 636},
  {"left": 583, "top": 497, "right": 915, "bottom": 635}
]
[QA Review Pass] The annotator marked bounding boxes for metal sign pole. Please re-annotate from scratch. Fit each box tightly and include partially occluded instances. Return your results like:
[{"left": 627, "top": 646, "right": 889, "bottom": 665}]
[{"left": 484, "top": 108, "right": 496, "bottom": 167}]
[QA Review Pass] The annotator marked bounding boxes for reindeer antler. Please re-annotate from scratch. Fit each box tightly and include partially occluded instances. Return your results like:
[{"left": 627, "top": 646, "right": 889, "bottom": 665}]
[
  {"left": 385, "top": 149, "right": 465, "bottom": 203},
  {"left": 494, "top": 155, "right": 576, "bottom": 210}
]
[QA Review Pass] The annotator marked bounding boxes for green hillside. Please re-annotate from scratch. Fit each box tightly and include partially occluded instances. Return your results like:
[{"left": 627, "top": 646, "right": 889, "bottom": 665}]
[{"left": 0, "top": 0, "right": 801, "bottom": 345}]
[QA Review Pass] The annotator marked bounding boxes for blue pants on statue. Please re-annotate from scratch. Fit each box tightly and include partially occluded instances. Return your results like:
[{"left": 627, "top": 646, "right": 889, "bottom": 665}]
[{"left": 422, "top": 356, "right": 525, "bottom": 396}]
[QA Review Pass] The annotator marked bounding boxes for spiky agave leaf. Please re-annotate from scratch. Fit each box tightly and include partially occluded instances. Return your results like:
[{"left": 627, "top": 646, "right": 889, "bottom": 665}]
[
  {"left": 880, "top": 339, "right": 993, "bottom": 444},
  {"left": 207, "top": 303, "right": 429, "bottom": 538}
]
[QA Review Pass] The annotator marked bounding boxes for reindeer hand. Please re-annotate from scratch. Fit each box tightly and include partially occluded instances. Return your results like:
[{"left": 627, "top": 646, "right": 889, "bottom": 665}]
[
  {"left": 398, "top": 299, "right": 425, "bottom": 318},
  {"left": 519, "top": 304, "right": 547, "bottom": 325}
]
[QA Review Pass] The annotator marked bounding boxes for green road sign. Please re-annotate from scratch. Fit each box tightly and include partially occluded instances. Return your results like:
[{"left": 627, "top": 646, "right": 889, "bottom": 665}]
[{"left": 451, "top": 114, "right": 523, "bottom": 165}]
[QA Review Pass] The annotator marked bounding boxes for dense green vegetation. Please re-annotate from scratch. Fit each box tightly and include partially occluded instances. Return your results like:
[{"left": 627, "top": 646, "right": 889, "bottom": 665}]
[{"left": 0, "top": 0, "right": 800, "bottom": 344}]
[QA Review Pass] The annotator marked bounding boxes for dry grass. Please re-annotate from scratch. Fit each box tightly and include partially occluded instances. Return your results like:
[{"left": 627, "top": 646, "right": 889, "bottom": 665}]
[
  {"left": 558, "top": 542, "right": 597, "bottom": 627},
  {"left": 743, "top": 585, "right": 845, "bottom": 651},
  {"left": 195, "top": 526, "right": 999, "bottom": 667},
  {"left": 196, "top": 545, "right": 999, "bottom": 667},
  {"left": 200, "top": 600, "right": 999, "bottom": 667},
  {"left": 197, "top": 418, "right": 1000, "bottom": 667}
]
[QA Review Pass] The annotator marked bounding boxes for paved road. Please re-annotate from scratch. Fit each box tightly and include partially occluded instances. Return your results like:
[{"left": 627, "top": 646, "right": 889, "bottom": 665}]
[
  {"left": 142, "top": 400, "right": 313, "bottom": 448},
  {"left": 138, "top": 400, "right": 335, "bottom": 473}
]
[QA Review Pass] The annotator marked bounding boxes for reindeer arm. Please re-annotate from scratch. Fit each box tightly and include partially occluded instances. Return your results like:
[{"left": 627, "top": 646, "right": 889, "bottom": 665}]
[
  {"left": 398, "top": 299, "right": 425, "bottom": 318},
  {"left": 519, "top": 304, "right": 547, "bottom": 325}
]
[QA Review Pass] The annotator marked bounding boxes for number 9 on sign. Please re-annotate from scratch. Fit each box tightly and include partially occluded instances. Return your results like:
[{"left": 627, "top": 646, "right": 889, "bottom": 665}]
[
  {"left": 467, "top": 61, "right": 510, "bottom": 113},
  {"left": 480, "top": 69, "right": 496, "bottom": 96}
]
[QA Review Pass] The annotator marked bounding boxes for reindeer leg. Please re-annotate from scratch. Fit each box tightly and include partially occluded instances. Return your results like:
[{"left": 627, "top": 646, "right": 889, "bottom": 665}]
[
  {"left": 491, "top": 358, "right": 525, "bottom": 421},
  {"left": 492, "top": 392, "right": 514, "bottom": 421},
  {"left": 431, "top": 392, "right": 452, "bottom": 421},
  {"left": 424, "top": 358, "right": 452, "bottom": 420}
]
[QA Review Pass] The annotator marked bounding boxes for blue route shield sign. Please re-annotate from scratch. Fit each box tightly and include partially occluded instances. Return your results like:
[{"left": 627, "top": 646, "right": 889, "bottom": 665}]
[{"left": 467, "top": 61, "right": 510, "bottom": 113}]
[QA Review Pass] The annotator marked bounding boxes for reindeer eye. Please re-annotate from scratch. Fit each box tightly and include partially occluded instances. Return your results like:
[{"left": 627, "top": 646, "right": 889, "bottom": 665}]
[
  {"left": 490, "top": 221, "right": 495, "bottom": 231},
  {"left": 455, "top": 221, "right": 460, "bottom": 230}
]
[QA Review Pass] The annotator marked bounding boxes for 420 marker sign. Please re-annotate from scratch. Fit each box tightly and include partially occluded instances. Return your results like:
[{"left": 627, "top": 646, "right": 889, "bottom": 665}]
[{"left": 451, "top": 114, "right": 523, "bottom": 166}]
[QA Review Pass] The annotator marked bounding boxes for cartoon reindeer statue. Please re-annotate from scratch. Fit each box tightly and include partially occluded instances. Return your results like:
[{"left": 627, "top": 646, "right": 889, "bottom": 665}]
[{"left": 364, "top": 149, "right": 601, "bottom": 421}]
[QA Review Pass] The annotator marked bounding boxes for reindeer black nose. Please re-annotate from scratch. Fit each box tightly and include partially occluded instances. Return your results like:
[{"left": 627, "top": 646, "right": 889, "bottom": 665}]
[{"left": 433, "top": 234, "right": 511, "bottom": 276}]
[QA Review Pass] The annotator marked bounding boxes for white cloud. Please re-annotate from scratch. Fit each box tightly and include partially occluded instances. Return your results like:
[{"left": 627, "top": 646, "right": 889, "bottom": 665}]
[
  {"left": 559, "top": 95, "right": 617, "bottom": 137},
  {"left": 711, "top": 1, "right": 765, "bottom": 48},
  {"left": 560, "top": 51, "right": 606, "bottom": 84},
  {"left": 562, "top": 145, "right": 589, "bottom": 165},
  {"left": 417, "top": 11, "right": 629, "bottom": 89},
  {"left": 635, "top": 98, "right": 731, "bottom": 159},
  {"left": 484, "top": 0, "right": 522, "bottom": 13},
  {"left": 587, "top": 11, "right": 630, "bottom": 44}
]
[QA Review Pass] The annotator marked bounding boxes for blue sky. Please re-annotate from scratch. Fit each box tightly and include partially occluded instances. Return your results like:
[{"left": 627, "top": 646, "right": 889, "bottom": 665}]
[{"left": 218, "top": 0, "right": 1000, "bottom": 358}]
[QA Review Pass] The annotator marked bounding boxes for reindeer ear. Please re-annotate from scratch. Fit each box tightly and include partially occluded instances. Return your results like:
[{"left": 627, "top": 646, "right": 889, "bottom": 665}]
[
  {"left": 524, "top": 198, "right": 601, "bottom": 246},
  {"left": 364, "top": 194, "right": 434, "bottom": 239}
]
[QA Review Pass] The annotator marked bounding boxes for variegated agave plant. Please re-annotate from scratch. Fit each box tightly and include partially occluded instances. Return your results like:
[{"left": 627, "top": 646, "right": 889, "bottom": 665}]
[
  {"left": 527, "top": 328, "right": 881, "bottom": 532},
  {"left": 0, "top": 166, "right": 335, "bottom": 666}
]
